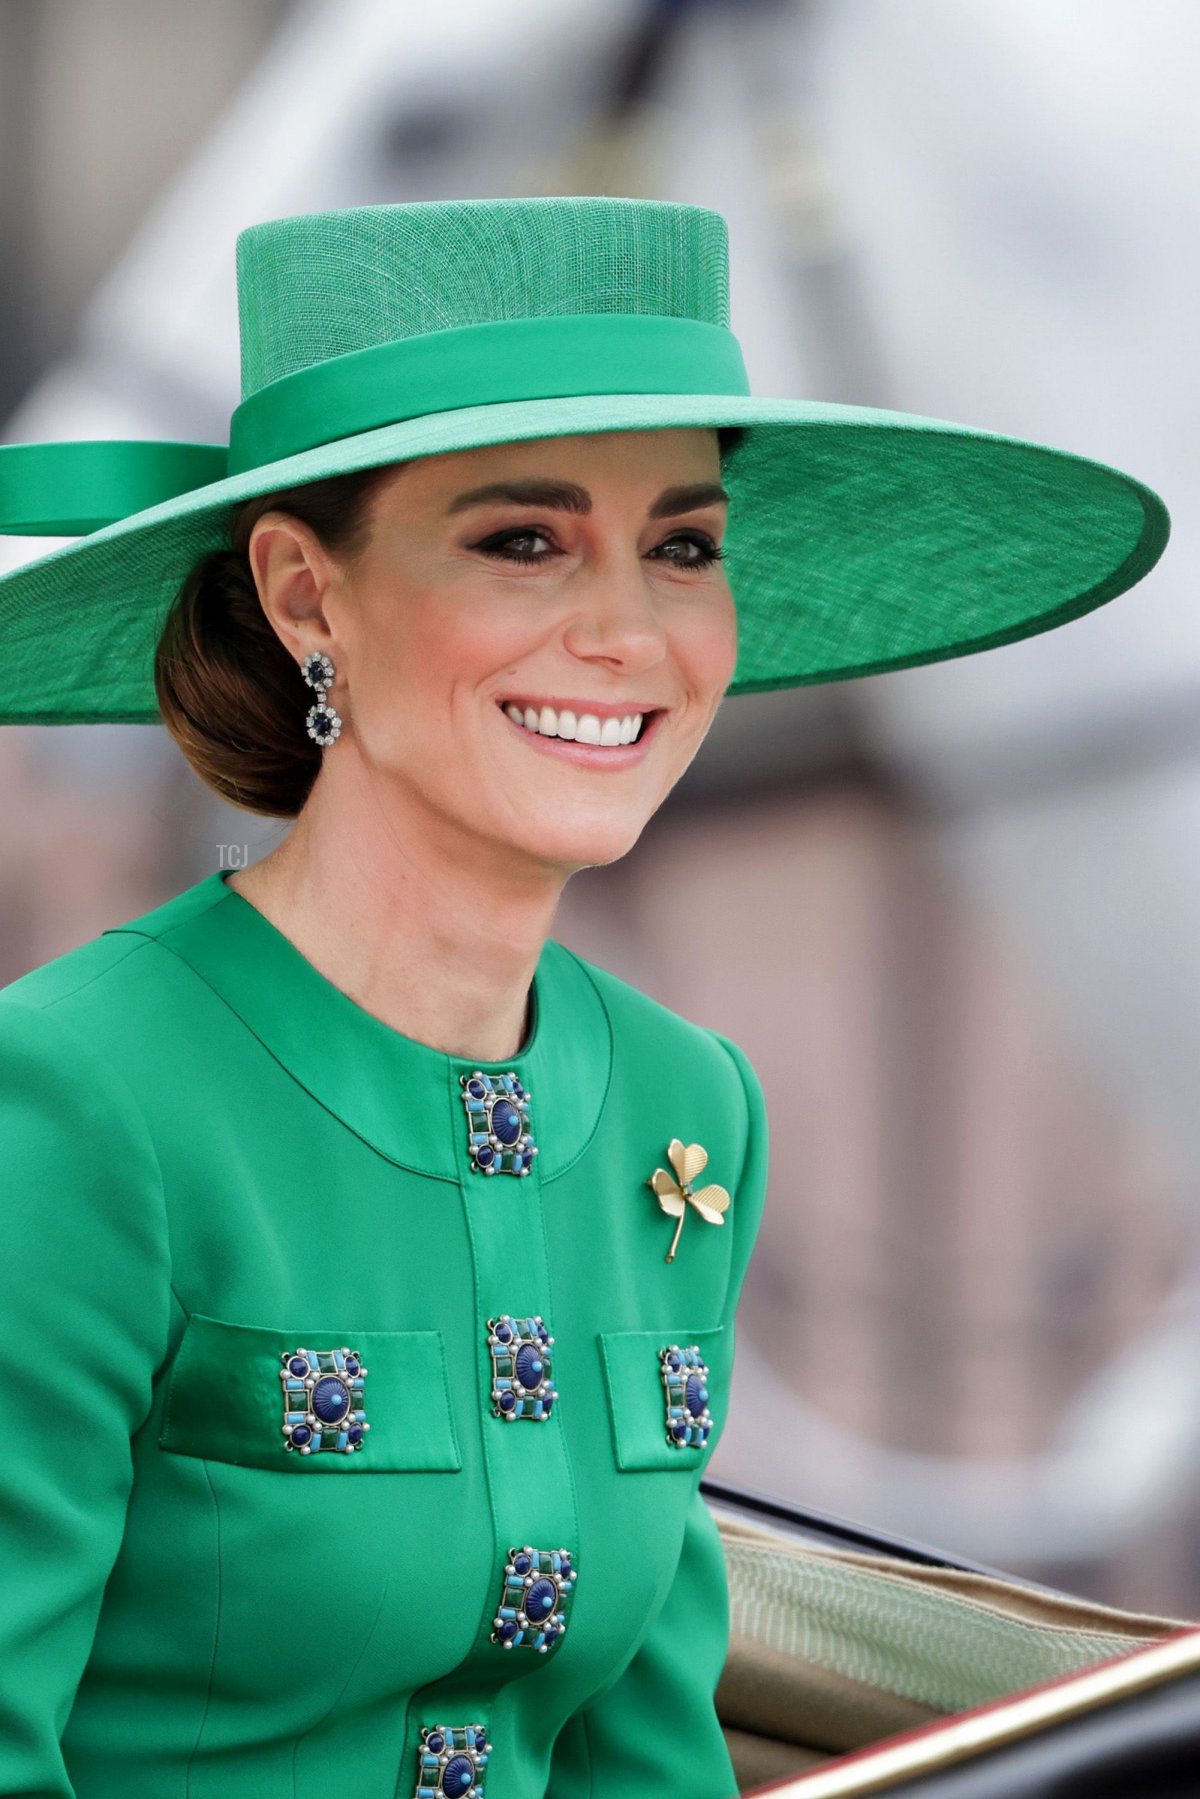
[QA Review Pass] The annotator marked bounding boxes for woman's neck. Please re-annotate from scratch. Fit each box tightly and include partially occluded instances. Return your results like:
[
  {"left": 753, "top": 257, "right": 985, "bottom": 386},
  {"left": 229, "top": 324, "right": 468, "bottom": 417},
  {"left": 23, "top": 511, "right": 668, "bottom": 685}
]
[{"left": 226, "top": 770, "right": 565, "bottom": 1063}]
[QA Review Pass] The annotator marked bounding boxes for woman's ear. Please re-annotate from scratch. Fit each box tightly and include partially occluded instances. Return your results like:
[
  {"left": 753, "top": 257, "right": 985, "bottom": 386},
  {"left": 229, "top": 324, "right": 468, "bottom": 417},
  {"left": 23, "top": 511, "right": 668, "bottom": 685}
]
[{"left": 247, "top": 512, "right": 339, "bottom": 661}]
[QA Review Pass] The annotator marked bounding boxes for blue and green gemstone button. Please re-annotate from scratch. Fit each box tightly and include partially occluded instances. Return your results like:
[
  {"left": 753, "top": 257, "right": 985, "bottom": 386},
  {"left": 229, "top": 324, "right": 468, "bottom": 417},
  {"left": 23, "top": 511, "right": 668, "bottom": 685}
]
[
  {"left": 490, "top": 1544, "right": 576, "bottom": 1651},
  {"left": 458, "top": 1069, "right": 537, "bottom": 1176},
  {"left": 412, "top": 1722, "right": 490, "bottom": 1797},
  {"left": 486, "top": 1313, "right": 556, "bottom": 1420},
  {"left": 659, "top": 1342, "right": 712, "bottom": 1447}
]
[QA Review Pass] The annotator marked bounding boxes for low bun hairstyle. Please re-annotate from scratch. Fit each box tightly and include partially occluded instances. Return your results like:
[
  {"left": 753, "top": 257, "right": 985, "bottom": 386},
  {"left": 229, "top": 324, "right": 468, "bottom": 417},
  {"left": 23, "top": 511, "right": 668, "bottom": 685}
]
[
  {"left": 155, "top": 463, "right": 401, "bottom": 820},
  {"left": 155, "top": 424, "right": 749, "bottom": 819}
]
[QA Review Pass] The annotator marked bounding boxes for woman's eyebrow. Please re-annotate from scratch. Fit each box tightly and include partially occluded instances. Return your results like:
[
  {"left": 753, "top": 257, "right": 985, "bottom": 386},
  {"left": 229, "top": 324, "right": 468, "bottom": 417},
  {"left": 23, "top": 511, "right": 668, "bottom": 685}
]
[
  {"left": 444, "top": 479, "right": 729, "bottom": 517},
  {"left": 647, "top": 482, "right": 730, "bottom": 518}
]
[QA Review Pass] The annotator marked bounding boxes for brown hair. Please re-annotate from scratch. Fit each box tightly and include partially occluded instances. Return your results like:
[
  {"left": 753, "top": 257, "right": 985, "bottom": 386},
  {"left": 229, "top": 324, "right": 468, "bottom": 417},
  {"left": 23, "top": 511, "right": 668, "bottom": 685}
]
[{"left": 155, "top": 425, "right": 749, "bottom": 819}]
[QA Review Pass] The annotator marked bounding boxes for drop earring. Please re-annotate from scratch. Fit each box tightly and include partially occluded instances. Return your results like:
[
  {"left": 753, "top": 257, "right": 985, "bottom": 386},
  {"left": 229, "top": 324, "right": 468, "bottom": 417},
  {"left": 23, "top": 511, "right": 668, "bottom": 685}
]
[{"left": 302, "top": 650, "right": 342, "bottom": 746}]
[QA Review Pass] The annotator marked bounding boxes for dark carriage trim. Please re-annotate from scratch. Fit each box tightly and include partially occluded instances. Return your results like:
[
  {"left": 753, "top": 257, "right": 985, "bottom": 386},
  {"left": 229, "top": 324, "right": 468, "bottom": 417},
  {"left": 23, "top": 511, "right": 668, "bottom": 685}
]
[{"left": 700, "top": 1476, "right": 1052, "bottom": 1589}]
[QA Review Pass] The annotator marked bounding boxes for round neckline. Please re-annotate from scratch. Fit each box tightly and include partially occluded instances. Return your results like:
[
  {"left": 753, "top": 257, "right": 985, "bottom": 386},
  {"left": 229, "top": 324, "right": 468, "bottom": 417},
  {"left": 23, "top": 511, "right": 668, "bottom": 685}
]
[
  {"left": 214, "top": 866, "right": 541, "bottom": 1069},
  {"left": 105, "top": 864, "right": 614, "bottom": 1181}
]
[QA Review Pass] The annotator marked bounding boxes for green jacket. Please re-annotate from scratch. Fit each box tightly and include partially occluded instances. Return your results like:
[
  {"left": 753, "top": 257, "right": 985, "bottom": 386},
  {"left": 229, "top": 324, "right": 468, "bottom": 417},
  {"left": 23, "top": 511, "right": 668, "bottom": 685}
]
[{"left": 0, "top": 869, "right": 768, "bottom": 1799}]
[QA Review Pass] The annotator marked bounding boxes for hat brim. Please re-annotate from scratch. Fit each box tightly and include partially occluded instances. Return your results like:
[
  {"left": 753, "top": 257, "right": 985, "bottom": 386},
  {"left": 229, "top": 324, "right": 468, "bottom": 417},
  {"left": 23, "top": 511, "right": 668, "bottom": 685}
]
[{"left": 0, "top": 391, "right": 1168, "bottom": 723}]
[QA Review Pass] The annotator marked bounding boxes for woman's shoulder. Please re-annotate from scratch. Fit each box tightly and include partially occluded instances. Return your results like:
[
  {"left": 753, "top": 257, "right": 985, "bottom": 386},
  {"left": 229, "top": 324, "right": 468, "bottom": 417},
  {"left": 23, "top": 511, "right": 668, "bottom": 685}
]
[
  {"left": 0, "top": 937, "right": 170, "bottom": 1184},
  {"left": 545, "top": 938, "right": 764, "bottom": 1119},
  {"left": 0, "top": 872, "right": 226, "bottom": 1076}
]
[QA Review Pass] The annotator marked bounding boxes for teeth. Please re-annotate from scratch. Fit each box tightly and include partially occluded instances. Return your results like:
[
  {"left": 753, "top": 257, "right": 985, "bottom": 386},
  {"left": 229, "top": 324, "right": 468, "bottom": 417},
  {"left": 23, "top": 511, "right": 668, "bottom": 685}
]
[{"left": 502, "top": 703, "right": 646, "bottom": 746}]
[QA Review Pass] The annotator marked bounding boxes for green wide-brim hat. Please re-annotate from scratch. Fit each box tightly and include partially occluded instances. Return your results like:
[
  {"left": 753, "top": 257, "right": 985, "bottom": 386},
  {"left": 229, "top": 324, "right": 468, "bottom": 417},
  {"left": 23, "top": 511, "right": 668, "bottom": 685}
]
[{"left": 0, "top": 195, "right": 1170, "bottom": 724}]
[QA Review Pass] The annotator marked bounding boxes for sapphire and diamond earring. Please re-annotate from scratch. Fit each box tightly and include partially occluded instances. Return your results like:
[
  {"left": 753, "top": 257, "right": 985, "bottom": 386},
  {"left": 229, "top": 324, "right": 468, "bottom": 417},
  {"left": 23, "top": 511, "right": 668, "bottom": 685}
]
[
  {"left": 302, "top": 649, "right": 342, "bottom": 747},
  {"left": 486, "top": 1314, "right": 557, "bottom": 1419},
  {"left": 459, "top": 1070, "right": 537, "bottom": 1176},
  {"left": 279, "top": 1344, "right": 369, "bottom": 1454},
  {"left": 411, "top": 1723, "right": 491, "bottom": 1798},
  {"left": 490, "top": 1545, "right": 577, "bottom": 1651},
  {"left": 659, "top": 1343, "right": 712, "bottom": 1447}
]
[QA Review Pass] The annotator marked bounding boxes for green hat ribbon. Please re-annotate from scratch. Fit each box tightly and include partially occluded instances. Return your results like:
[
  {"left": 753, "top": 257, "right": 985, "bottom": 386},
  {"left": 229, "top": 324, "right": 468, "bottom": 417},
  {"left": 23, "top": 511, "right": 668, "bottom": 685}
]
[
  {"left": 229, "top": 312, "right": 749, "bottom": 473},
  {"left": 0, "top": 439, "right": 227, "bottom": 537}
]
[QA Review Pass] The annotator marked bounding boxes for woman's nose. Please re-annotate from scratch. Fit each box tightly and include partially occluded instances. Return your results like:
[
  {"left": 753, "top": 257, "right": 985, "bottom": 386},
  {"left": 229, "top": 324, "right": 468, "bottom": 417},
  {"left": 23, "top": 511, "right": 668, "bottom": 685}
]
[{"left": 558, "top": 555, "right": 668, "bottom": 671}]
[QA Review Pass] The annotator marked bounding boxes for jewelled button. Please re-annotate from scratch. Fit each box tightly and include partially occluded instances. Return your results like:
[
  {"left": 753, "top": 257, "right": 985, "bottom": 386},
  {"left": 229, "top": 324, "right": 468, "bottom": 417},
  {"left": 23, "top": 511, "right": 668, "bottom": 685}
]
[
  {"left": 279, "top": 1345, "right": 370, "bottom": 1455},
  {"left": 659, "top": 1343, "right": 713, "bottom": 1447},
  {"left": 490, "top": 1544, "right": 577, "bottom": 1651},
  {"left": 458, "top": 1070, "right": 537, "bottom": 1176},
  {"left": 412, "top": 1722, "right": 491, "bottom": 1798},
  {"left": 486, "top": 1314, "right": 556, "bottom": 1420}
]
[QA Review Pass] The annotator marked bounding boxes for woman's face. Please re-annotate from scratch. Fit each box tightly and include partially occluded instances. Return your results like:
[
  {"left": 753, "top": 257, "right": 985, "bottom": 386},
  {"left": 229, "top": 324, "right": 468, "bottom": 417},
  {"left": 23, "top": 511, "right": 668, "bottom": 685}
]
[{"left": 266, "top": 427, "right": 738, "bottom": 876}]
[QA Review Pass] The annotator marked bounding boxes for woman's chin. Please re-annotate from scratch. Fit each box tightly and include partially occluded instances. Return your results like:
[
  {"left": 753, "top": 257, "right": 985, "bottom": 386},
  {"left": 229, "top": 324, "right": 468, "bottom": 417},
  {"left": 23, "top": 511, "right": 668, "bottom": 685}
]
[{"left": 508, "top": 818, "right": 650, "bottom": 874}]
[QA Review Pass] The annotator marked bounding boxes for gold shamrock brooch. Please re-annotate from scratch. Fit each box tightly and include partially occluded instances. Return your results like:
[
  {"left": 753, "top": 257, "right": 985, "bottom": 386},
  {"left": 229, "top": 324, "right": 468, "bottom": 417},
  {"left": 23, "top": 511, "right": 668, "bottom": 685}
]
[{"left": 647, "top": 1140, "right": 731, "bottom": 1262}]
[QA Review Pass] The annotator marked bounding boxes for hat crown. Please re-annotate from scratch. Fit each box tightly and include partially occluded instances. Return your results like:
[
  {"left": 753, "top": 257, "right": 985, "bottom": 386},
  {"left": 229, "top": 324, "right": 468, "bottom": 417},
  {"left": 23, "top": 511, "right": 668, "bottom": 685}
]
[{"left": 234, "top": 196, "right": 732, "bottom": 401}]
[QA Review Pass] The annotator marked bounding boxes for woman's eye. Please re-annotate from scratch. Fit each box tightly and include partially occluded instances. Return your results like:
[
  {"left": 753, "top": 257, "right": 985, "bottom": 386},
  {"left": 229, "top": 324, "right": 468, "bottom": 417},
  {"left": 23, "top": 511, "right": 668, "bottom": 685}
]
[
  {"left": 476, "top": 529, "right": 551, "bottom": 564},
  {"left": 473, "top": 528, "right": 723, "bottom": 569},
  {"left": 655, "top": 532, "right": 724, "bottom": 569}
]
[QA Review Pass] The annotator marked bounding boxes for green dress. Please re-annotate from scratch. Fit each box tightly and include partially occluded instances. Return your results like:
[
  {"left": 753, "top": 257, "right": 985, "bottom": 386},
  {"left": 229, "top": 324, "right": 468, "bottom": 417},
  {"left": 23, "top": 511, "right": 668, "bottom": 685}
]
[{"left": 0, "top": 868, "right": 768, "bottom": 1798}]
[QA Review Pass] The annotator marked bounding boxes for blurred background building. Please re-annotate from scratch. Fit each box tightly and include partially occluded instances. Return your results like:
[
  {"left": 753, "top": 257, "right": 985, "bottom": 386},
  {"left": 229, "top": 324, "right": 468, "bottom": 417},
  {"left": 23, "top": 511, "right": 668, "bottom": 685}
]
[{"left": 1, "top": 0, "right": 1197, "bottom": 1616}]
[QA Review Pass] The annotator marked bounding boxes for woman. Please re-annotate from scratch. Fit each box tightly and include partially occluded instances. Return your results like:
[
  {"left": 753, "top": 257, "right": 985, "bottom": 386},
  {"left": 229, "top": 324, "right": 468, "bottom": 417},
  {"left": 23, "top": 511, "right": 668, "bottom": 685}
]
[{"left": 0, "top": 196, "right": 1167, "bottom": 1799}]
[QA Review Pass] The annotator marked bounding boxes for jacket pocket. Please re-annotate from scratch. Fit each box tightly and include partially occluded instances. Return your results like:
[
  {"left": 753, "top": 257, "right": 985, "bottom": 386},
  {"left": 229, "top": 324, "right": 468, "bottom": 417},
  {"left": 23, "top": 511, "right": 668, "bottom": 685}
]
[
  {"left": 159, "top": 1311, "right": 461, "bottom": 1472},
  {"left": 597, "top": 1324, "right": 725, "bottom": 1471}
]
